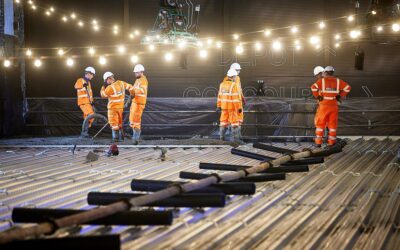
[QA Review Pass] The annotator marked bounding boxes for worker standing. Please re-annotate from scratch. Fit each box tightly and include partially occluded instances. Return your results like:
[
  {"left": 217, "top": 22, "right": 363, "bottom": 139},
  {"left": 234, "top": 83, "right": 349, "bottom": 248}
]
[
  {"left": 74, "top": 67, "right": 96, "bottom": 127},
  {"left": 311, "top": 66, "right": 351, "bottom": 146},
  {"left": 312, "top": 66, "right": 324, "bottom": 81},
  {"left": 100, "top": 72, "right": 133, "bottom": 142},
  {"left": 217, "top": 69, "right": 243, "bottom": 142},
  {"left": 229, "top": 63, "right": 246, "bottom": 126},
  {"left": 130, "top": 64, "right": 149, "bottom": 145}
]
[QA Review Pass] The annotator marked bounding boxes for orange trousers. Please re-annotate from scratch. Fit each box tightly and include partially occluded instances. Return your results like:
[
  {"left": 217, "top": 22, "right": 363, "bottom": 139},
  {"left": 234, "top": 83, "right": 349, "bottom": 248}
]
[
  {"left": 79, "top": 104, "right": 94, "bottom": 127},
  {"left": 108, "top": 109, "right": 123, "bottom": 131},
  {"left": 314, "top": 104, "right": 338, "bottom": 145},
  {"left": 220, "top": 110, "right": 240, "bottom": 128},
  {"left": 129, "top": 103, "right": 145, "bottom": 130}
]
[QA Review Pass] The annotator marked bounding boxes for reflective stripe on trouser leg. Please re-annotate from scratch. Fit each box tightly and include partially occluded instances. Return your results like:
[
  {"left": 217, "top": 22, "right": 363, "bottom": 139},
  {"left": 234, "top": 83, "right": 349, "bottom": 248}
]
[
  {"left": 130, "top": 103, "right": 145, "bottom": 130},
  {"left": 220, "top": 110, "right": 229, "bottom": 127},
  {"left": 327, "top": 106, "right": 339, "bottom": 145},
  {"left": 314, "top": 105, "right": 333, "bottom": 145},
  {"left": 229, "top": 110, "right": 240, "bottom": 128},
  {"left": 315, "top": 127, "right": 324, "bottom": 145},
  {"left": 108, "top": 109, "right": 123, "bottom": 131}
]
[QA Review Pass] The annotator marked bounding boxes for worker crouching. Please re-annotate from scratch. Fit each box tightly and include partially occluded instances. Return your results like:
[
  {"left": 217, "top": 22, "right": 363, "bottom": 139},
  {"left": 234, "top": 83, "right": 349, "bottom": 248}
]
[
  {"left": 311, "top": 66, "right": 351, "bottom": 146},
  {"left": 217, "top": 69, "right": 243, "bottom": 142},
  {"left": 100, "top": 72, "right": 133, "bottom": 142},
  {"left": 130, "top": 64, "right": 148, "bottom": 145}
]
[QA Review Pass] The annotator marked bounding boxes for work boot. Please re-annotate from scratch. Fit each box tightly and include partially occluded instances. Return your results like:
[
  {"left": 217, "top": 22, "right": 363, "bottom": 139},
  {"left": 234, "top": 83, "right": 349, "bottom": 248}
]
[
  {"left": 132, "top": 129, "right": 141, "bottom": 145},
  {"left": 118, "top": 130, "right": 124, "bottom": 142},
  {"left": 135, "top": 129, "right": 141, "bottom": 143},
  {"left": 219, "top": 127, "right": 227, "bottom": 141},
  {"left": 112, "top": 130, "right": 119, "bottom": 142},
  {"left": 231, "top": 127, "right": 244, "bottom": 144},
  {"left": 132, "top": 129, "right": 137, "bottom": 144}
]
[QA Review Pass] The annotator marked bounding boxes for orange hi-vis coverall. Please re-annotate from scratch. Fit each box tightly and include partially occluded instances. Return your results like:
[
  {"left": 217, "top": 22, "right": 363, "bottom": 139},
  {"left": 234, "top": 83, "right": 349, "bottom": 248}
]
[
  {"left": 74, "top": 78, "right": 94, "bottom": 126},
  {"left": 224, "top": 75, "right": 245, "bottom": 124},
  {"left": 100, "top": 80, "right": 133, "bottom": 131},
  {"left": 311, "top": 76, "right": 351, "bottom": 145},
  {"left": 129, "top": 75, "right": 148, "bottom": 130},
  {"left": 217, "top": 79, "right": 242, "bottom": 128}
]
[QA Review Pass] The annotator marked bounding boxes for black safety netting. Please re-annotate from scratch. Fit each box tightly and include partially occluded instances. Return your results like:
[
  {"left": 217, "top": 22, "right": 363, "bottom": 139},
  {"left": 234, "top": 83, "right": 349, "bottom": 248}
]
[{"left": 24, "top": 97, "right": 400, "bottom": 137}]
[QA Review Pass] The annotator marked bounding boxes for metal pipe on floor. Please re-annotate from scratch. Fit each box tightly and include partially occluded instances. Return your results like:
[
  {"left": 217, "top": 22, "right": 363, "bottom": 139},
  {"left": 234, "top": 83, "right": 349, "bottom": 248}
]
[
  {"left": 0, "top": 141, "right": 346, "bottom": 244},
  {"left": 130, "top": 179, "right": 256, "bottom": 195}
]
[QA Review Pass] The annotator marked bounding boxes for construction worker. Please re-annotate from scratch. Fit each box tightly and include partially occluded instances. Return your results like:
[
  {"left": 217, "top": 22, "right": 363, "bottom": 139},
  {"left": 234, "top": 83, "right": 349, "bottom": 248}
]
[
  {"left": 130, "top": 64, "right": 149, "bottom": 144},
  {"left": 74, "top": 67, "right": 96, "bottom": 127},
  {"left": 217, "top": 69, "right": 243, "bottom": 142},
  {"left": 313, "top": 66, "right": 324, "bottom": 80},
  {"left": 100, "top": 72, "right": 133, "bottom": 142},
  {"left": 311, "top": 66, "right": 351, "bottom": 146},
  {"left": 228, "top": 63, "right": 246, "bottom": 125}
]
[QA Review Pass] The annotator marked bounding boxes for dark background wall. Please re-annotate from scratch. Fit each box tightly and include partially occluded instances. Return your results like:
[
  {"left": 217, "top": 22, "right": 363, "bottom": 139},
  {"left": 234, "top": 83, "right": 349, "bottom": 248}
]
[{"left": 23, "top": 0, "right": 400, "bottom": 98}]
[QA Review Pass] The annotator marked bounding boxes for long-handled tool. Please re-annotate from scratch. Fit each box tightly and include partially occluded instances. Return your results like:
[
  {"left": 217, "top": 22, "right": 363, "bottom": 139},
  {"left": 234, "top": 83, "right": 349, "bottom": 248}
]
[{"left": 92, "top": 123, "right": 109, "bottom": 140}]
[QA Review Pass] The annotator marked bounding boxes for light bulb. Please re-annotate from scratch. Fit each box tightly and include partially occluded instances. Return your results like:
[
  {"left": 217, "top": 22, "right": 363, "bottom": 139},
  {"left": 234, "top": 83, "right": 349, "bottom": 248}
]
[
  {"left": 254, "top": 42, "right": 262, "bottom": 51},
  {"left": 130, "top": 55, "right": 139, "bottom": 64},
  {"left": 3, "top": 60, "right": 11, "bottom": 68},
  {"left": 99, "top": 56, "right": 107, "bottom": 65},
  {"left": 88, "top": 47, "right": 96, "bottom": 55},
  {"left": 392, "top": 23, "right": 400, "bottom": 32},
  {"left": 26, "top": 49, "right": 33, "bottom": 57},
  {"left": 264, "top": 29, "right": 271, "bottom": 37},
  {"left": 199, "top": 49, "right": 208, "bottom": 58},
  {"left": 272, "top": 41, "right": 282, "bottom": 51},
  {"left": 165, "top": 52, "right": 173, "bottom": 61},
  {"left": 235, "top": 45, "right": 244, "bottom": 54},
  {"left": 66, "top": 58, "right": 74, "bottom": 67},
  {"left": 34, "top": 59, "right": 42, "bottom": 68}
]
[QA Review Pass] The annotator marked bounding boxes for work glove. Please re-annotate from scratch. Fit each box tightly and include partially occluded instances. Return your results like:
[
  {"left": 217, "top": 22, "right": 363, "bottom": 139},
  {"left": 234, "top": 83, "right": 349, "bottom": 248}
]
[
  {"left": 238, "top": 109, "right": 243, "bottom": 114},
  {"left": 317, "top": 96, "right": 323, "bottom": 102},
  {"left": 216, "top": 107, "right": 222, "bottom": 113},
  {"left": 336, "top": 95, "right": 342, "bottom": 103}
]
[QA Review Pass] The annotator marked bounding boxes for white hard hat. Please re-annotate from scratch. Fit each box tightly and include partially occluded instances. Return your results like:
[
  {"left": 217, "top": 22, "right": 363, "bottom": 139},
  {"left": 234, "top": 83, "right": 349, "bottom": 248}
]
[
  {"left": 133, "top": 64, "right": 145, "bottom": 73},
  {"left": 230, "top": 63, "right": 241, "bottom": 70},
  {"left": 324, "top": 66, "right": 335, "bottom": 72},
  {"left": 227, "top": 69, "right": 238, "bottom": 77},
  {"left": 85, "top": 66, "right": 96, "bottom": 75},
  {"left": 103, "top": 72, "right": 114, "bottom": 82},
  {"left": 313, "top": 66, "right": 324, "bottom": 76}
]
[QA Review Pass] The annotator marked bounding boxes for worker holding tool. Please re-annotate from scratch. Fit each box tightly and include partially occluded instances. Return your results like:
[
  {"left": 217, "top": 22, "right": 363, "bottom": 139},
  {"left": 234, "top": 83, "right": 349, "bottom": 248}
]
[
  {"left": 100, "top": 72, "right": 133, "bottom": 142},
  {"left": 311, "top": 66, "right": 351, "bottom": 146},
  {"left": 217, "top": 69, "right": 243, "bottom": 142},
  {"left": 129, "top": 64, "right": 149, "bottom": 145},
  {"left": 74, "top": 67, "right": 96, "bottom": 127}
]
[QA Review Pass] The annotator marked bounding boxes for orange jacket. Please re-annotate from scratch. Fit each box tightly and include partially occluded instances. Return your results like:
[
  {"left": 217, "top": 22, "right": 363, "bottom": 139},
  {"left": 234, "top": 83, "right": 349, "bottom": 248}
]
[
  {"left": 217, "top": 79, "right": 242, "bottom": 110},
  {"left": 100, "top": 80, "right": 133, "bottom": 109},
  {"left": 74, "top": 78, "right": 93, "bottom": 106},
  {"left": 311, "top": 76, "right": 351, "bottom": 105},
  {"left": 224, "top": 75, "right": 244, "bottom": 102},
  {"left": 132, "top": 75, "right": 148, "bottom": 105}
]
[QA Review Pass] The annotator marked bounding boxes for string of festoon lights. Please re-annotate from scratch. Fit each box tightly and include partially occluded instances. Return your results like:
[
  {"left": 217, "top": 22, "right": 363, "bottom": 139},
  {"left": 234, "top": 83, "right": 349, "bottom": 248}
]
[{"left": 2, "top": 0, "right": 400, "bottom": 69}]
